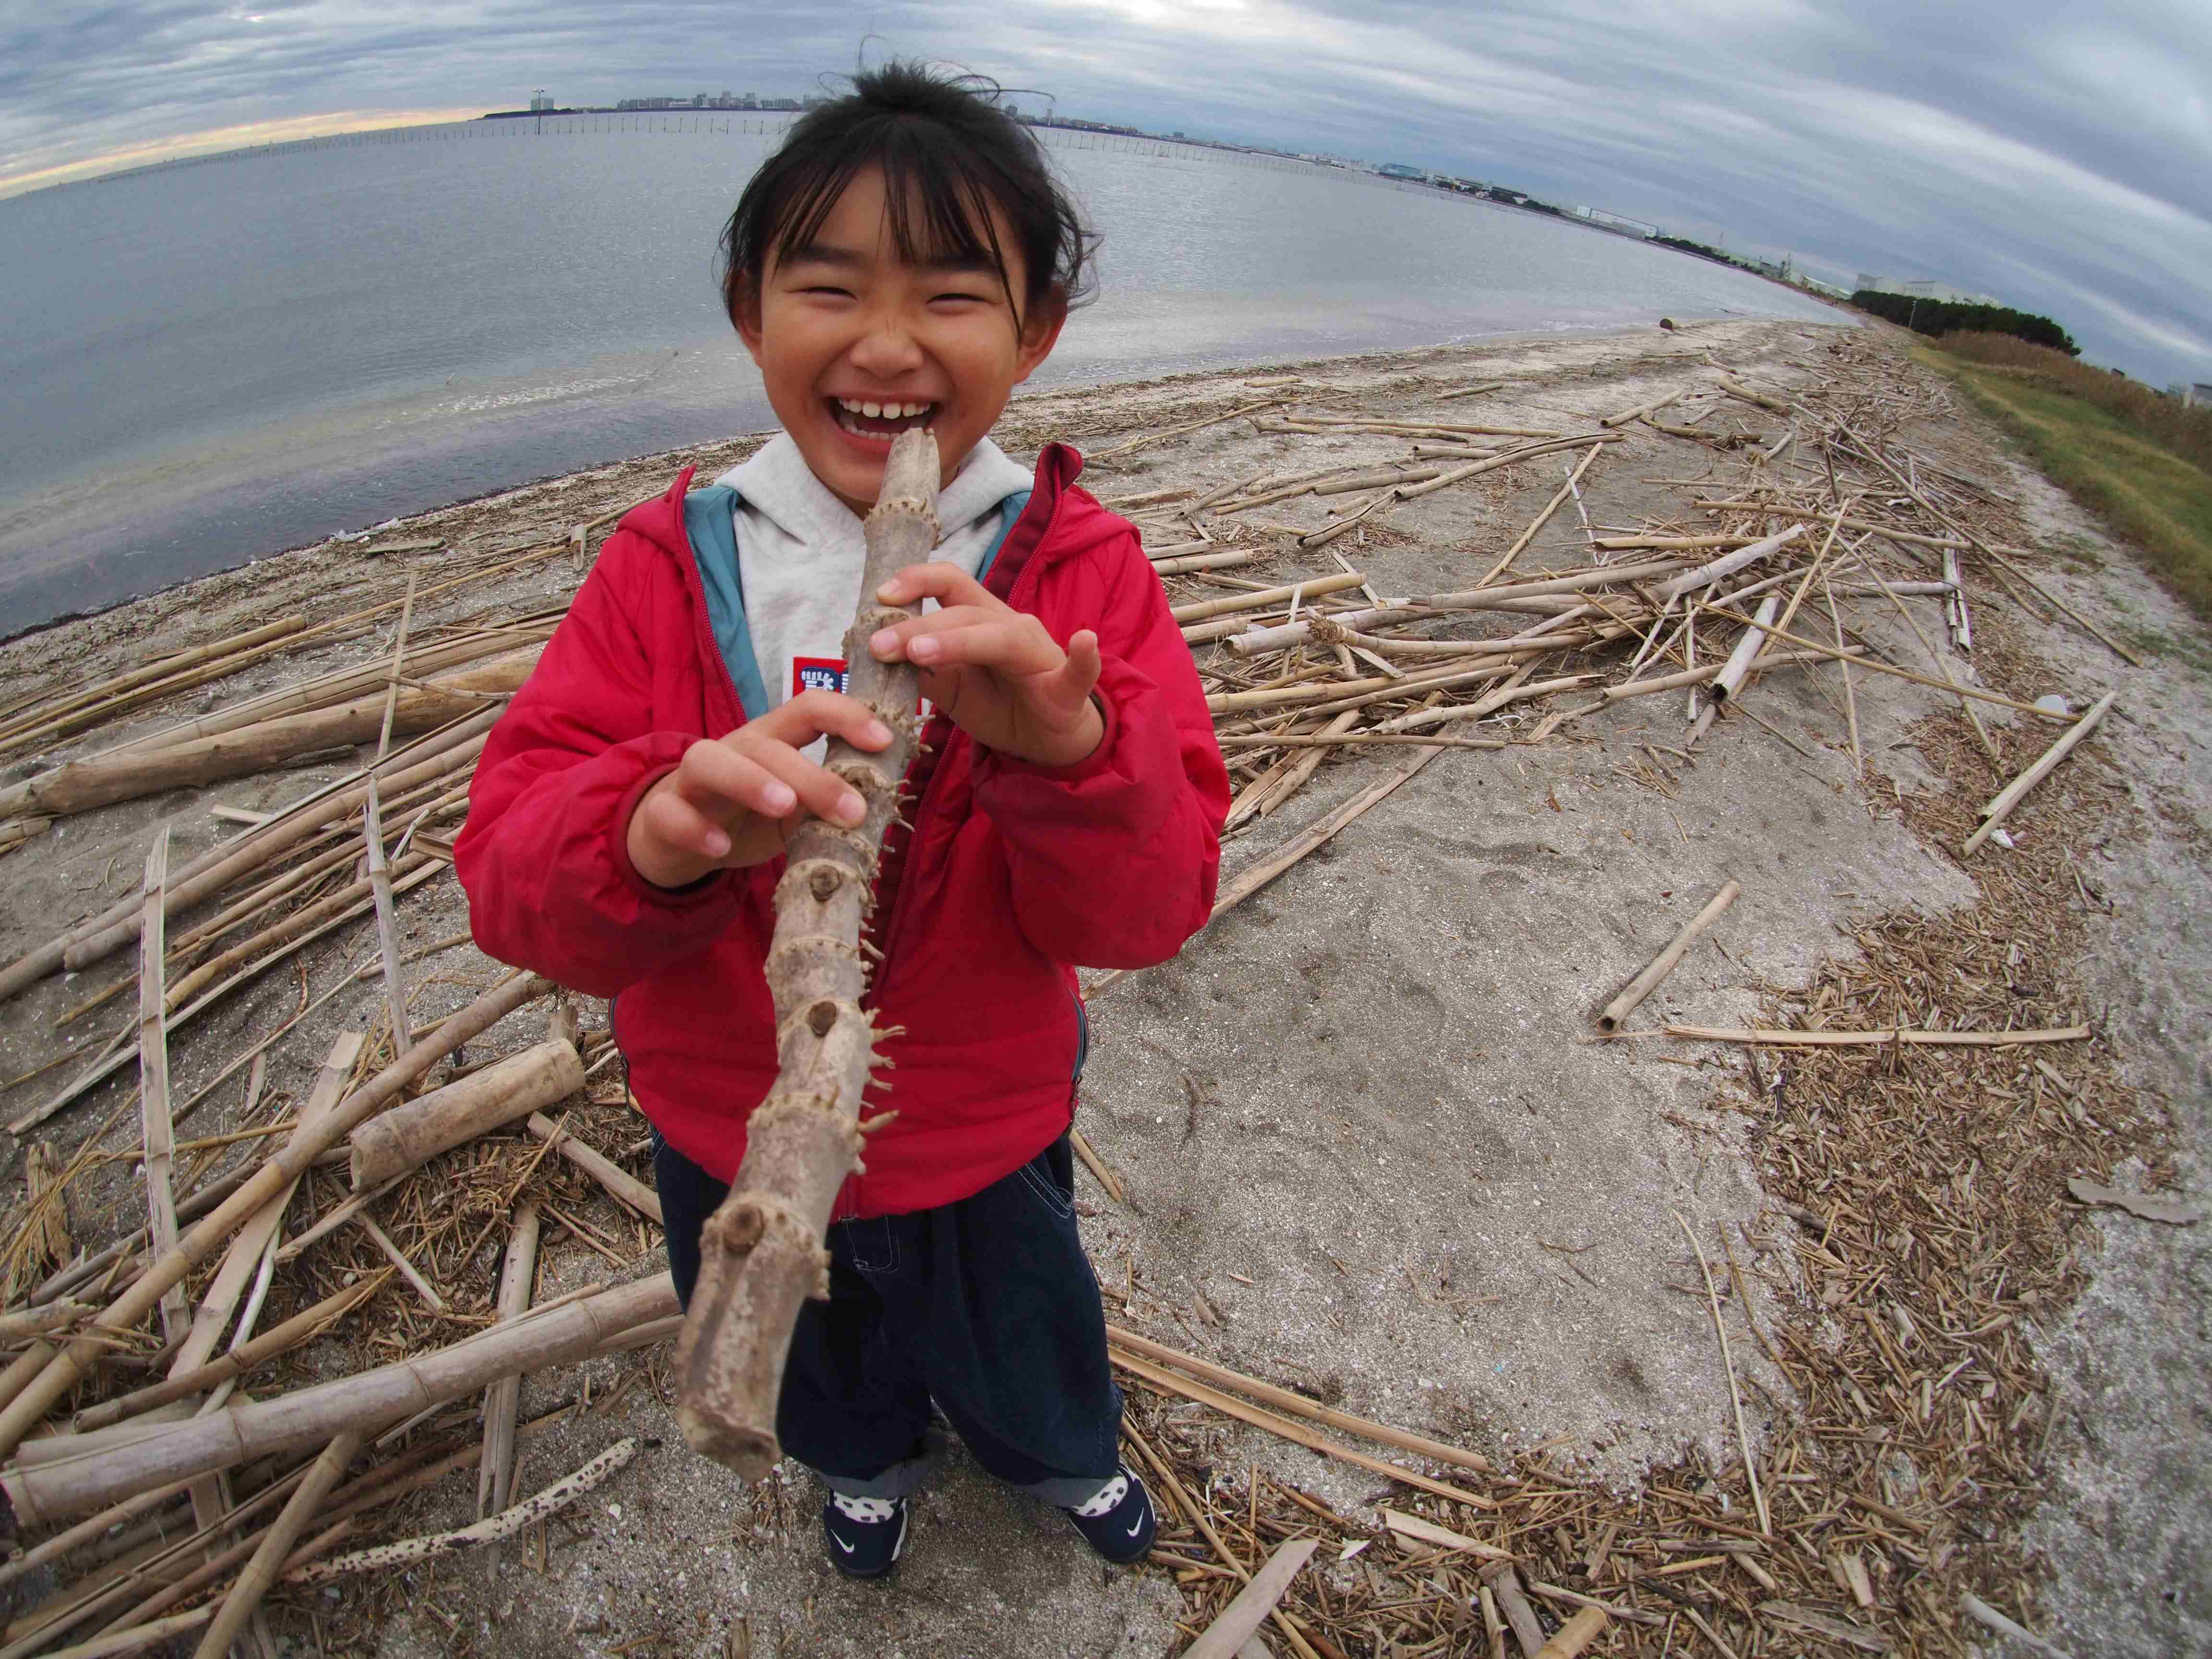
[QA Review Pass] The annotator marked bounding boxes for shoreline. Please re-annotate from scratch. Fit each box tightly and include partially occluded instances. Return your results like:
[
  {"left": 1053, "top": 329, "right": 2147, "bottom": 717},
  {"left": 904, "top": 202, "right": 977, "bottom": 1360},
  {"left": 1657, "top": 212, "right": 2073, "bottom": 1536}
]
[
  {"left": 0, "top": 312, "right": 1831, "bottom": 647},
  {"left": 0, "top": 314, "right": 2200, "bottom": 1658}
]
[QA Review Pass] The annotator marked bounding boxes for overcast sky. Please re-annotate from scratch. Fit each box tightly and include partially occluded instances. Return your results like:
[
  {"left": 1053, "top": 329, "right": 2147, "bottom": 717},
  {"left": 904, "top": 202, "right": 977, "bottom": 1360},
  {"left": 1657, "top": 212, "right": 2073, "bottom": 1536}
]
[{"left": 3, "top": 0, "right": 2205, "bottom": 384}]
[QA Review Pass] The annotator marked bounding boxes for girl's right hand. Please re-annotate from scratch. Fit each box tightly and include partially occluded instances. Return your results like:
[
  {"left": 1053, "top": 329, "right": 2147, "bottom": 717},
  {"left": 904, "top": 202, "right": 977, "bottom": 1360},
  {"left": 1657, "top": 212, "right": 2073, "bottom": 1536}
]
[{"left": 625, "top": 690, "right": 894, "bottom": 889}]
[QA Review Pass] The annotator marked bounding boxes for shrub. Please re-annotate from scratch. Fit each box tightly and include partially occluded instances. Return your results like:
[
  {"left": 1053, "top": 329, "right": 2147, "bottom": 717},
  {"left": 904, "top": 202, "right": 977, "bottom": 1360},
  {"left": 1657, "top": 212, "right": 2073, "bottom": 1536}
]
[
  {"left": 1933, "top": 333, "right": 2212, "bottom": 474},
  {"left": 1852, "top": 290, "right": 2079, "bottom": 356}
]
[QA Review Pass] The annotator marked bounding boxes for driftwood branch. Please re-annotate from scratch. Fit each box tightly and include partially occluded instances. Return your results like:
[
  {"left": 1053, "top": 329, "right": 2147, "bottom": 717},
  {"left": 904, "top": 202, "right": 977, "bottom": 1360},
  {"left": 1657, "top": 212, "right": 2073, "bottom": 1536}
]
[{"left": 673, "top": 427, "right": 940, "bottom": 1479}]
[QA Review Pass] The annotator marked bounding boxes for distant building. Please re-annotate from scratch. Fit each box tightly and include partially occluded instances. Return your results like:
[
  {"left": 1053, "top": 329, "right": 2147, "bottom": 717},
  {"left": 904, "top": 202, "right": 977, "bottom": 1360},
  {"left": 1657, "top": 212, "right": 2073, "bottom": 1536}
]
[
  {"left": 1859, "top": 274, "right": 1999, "bottom": 305},
  {"left": 2182, "top": 383, "right": 2212, "bottom": 407},
  {"left": 529, "top": 89, "right": 553, "bottom": 112},
  {"left": 1377, "top": 162, "right": 1425, "bottom": 180}
]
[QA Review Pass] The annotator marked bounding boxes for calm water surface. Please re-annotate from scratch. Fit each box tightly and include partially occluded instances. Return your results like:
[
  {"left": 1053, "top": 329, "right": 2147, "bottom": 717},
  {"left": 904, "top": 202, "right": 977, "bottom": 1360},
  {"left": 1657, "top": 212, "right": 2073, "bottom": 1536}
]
[{"left": 0, "top": 120, "right": 1837, "bottom": 631}]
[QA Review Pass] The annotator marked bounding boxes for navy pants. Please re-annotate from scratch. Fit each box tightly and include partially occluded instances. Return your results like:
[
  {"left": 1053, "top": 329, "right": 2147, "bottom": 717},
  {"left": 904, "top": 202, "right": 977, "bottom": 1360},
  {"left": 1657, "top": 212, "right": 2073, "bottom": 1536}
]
[{"left": 656, "top": 1133, "right": 1123, "bottom": 1504}]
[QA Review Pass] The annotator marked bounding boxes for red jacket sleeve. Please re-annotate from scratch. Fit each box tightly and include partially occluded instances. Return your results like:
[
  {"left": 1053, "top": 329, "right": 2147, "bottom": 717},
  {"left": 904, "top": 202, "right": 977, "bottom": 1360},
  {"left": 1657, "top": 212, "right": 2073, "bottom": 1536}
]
[
  {"left": 969, "top": 533, "right": 1228, "bottom": 969},
  {"left": 454, "top": 536, "right": 745, "bottom": 998}
]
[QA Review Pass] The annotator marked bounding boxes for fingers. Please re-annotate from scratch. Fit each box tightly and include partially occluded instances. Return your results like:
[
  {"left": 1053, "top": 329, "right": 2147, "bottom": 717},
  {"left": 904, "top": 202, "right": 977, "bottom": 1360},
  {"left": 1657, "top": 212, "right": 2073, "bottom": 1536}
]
[
  {"left": 877, "top": 562, "right": 1001, "bottom": 612},
  {"left": 748, "top": 688, "right": 893, "bottom": 754},
  {"left": 1057, "top": 629, "right": 1103, "bottom": 704},
  {"left": 870, "top": 607, "right": 1074, "bottom": 677}
]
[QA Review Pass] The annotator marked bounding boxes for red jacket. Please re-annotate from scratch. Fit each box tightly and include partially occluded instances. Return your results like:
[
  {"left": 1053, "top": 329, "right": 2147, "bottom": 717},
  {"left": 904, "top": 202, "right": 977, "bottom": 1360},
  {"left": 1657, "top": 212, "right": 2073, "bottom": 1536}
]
[{"left": 456, "top": 443, "right": 1228, "bottom": 1217}]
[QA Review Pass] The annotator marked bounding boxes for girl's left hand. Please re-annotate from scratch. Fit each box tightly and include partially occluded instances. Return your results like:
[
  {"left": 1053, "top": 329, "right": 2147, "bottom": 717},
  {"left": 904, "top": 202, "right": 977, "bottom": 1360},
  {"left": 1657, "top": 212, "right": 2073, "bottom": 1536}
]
[{"left": 868, "top": 563, "right": 1105, "bottom": 768}]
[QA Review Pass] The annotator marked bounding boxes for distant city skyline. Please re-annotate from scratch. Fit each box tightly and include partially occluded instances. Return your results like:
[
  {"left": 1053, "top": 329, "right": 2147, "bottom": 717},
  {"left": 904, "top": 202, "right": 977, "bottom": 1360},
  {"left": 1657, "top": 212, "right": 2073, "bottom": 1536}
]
[{"left": 3, "top": 2, "right": 2204, "bottom": 385}]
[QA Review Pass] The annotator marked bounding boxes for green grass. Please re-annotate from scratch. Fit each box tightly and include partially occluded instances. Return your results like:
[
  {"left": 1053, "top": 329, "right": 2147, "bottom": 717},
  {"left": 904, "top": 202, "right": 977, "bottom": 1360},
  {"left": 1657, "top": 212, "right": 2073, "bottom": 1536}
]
[{"left": 1920, "top": 346, "right": 2212, "bottom": 629}]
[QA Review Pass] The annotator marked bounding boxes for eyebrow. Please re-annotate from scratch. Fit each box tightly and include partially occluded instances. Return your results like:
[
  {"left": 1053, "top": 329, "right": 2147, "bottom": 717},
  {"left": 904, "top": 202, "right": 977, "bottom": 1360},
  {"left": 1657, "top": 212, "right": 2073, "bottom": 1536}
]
[{"left": 782, "top": 240, "right": 1002, "bottom": 277}]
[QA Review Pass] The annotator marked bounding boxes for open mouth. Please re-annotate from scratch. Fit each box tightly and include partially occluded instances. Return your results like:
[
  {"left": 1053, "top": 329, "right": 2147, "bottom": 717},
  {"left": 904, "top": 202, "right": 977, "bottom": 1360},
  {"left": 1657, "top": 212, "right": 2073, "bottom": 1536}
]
[{"left": 831, "top": 397, "right": 938, "bottom": 440}]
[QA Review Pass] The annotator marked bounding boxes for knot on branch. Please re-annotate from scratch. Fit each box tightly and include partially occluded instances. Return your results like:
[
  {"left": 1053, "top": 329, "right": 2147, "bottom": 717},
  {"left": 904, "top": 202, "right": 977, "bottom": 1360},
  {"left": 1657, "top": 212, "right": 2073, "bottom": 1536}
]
[{"left": 1307, "top": 616, "right": 1352, "bottom": 646}]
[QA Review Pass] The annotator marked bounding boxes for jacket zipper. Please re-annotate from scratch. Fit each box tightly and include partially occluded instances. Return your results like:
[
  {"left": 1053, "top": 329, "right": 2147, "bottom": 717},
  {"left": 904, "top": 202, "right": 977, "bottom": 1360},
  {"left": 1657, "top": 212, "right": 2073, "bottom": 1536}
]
[{"left": 844, "top": 485, "right": 1066, "bottom": 1216}]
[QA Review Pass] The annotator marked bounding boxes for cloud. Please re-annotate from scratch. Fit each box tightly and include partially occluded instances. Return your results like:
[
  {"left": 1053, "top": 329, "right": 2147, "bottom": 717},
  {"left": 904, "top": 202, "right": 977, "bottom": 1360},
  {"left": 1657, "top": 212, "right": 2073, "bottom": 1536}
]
[{"left": 1, "top": 0, "right": 2206, "bottom": 380}]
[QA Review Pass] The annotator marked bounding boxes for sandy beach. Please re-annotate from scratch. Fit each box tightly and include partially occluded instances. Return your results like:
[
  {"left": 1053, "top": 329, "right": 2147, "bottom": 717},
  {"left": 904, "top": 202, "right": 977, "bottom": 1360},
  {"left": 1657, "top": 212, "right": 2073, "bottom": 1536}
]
[{"left": 0, "top": 315, "right": 2203, "bottom": 1658}]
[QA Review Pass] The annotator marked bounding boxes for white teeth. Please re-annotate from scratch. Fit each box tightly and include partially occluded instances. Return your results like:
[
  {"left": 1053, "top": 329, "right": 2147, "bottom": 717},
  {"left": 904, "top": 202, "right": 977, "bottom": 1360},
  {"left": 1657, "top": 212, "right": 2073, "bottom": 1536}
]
[{"left": 860, "top": 401, "right": 881, "bottom": 419}]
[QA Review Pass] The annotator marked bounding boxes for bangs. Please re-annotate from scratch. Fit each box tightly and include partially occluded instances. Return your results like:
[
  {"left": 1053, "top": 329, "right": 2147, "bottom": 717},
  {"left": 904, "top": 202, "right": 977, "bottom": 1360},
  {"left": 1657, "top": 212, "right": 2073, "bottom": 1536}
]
[
  {"left": 717, "top": 62, "right": 1094, "bottom": 335},
  {"left": 769, "top": 122, "right": 1021, "bottom": 313}
]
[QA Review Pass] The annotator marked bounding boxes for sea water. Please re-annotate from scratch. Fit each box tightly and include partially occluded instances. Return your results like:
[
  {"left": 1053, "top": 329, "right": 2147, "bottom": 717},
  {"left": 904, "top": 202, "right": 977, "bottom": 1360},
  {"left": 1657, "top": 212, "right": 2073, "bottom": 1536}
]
[{"left": 0, "top": 118, "right": 1837, "bottom": 632}]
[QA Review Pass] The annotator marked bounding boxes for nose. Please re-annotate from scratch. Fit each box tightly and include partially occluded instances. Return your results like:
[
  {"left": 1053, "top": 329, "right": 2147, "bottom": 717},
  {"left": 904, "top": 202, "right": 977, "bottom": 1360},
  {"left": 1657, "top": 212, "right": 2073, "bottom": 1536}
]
[{"left": 847, "top": 306, "right": 926, "bottom": 381}]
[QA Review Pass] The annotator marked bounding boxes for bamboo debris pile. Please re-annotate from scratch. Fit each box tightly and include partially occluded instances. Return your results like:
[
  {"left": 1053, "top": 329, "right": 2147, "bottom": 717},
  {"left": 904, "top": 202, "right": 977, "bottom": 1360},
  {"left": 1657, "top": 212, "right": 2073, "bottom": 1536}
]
[{"left": 0, "top": 327, "right": 2147, "bottom": 1656}]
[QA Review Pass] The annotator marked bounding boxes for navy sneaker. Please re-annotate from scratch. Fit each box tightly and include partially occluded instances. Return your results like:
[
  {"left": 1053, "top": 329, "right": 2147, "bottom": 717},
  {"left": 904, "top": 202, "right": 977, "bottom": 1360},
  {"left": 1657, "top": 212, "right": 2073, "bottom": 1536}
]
[
  {"left": 822, "top": 1492, "right": 908, "bottom": 1579},
  {"left": 1060, "top": 1465, "right": 1156, "bottom": 1564}
]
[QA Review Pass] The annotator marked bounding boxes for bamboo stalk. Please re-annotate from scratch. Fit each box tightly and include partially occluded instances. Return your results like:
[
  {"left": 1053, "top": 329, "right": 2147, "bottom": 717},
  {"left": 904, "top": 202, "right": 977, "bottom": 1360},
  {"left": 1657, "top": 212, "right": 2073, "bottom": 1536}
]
[
  {"left": 2, "top": 1272, "right": 670, "bottom": 1524},
  {"left": 134, "top": 831, "right": 186, "bottom": 1347},
  {"left": 1474, "top": 443, "right": 1607, "bottom": 586},
  {"left": 1113, "top": 1349, "right": 1493, "bottom": 1508},
  {"left": 1597, "top": 881, "right": 1741, "bottom": 1034},
  {"left": 348, "top": 1040, "right": 583, "bottom": 1189},
  {"left": 0, "top": 972, "right": 549, "bottom": 1463},
  {"left": 361, "top": 781, "right": 413, "bottom": 1052},
  {"left": 1688, "top": 594, "right": 1779, "bottom": 743},
  {"left": 1873, "top": 574, "right": 2000, "bottom": 765},
  {"left": 1603, "top": 386, "right": 1686, "bottom": 427},
  {"left": 477, "top": 1205, "right": 539, "bottom": 1521},
  {"left": 356, "top": 1215, "right": 445, "bottom": 1312},
  {"left": 73, "top": 1277, "right": 383, "bottom": 1433},
  {"left": 1171, "top": 572, "right": 1367, "bottom": 625},
  {"left": 1663, "top": 1024, "right": 2090, "bottom": 1047},
  {"left": 2, "top": 709, "right": 493, "bottom": 996},
  {"left": 524, "top": 1115, "right": 662, "bottom": 1222},
  {"left": 1151, "top": 550, "right": 1259, "bottom": 576},
  {"left": 0, "top": 1479, "right": 198, "bottom": 1592},
  {"left": 1961, "top": 692, "right": 2115, "bottom": 857},
  {"left": 189, "top": 1429, "right": 362, "bottom": 1659},
  {"left": 1691, "top": 604, "right": 2075, "bottom": 720},
  {"left": 1182, "top": 1539, "right": 1319, "bottom": 1659},
  {"left": 0, "top": 655, "right": 529, "bottom": 823},
  {"left": 1371, "top": 674, "right": 1595, "bottom": 736},
  {"left": 13, "top": 860, "right": 445, "bottom": 1137},
  {"left": 1675, "top": 1212, "right": 1769, "bottom": 1534},
  {"left": 0, "top": 618, "right": 307, "bottom": 749},
  {"left": 673, "top": 427, "right": 939, "bottom": 1480},
  {"left": 1106, "top": 1327, "right": 1491, "bottom": 1472},
  {"left": 1223, "top": 558, "right": 1690, "bottom": 656},
  {"left": 1393, "top": 433, "right": 1622, "bottom": 500},
  {"left": 167, "top": 1034, "right": 363, "bottom": 1388},
  {"left": 1823, "top": 575, "right": 1863, "bottom": 777},
  {"left": 1123, "top": 1424, "right": 1325, "bottom": 1659}
]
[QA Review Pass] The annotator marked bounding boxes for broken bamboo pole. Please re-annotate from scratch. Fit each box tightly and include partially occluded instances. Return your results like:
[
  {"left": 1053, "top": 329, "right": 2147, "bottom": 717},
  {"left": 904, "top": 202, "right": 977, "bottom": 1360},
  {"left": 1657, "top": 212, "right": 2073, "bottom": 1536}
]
[
  {"left": 524, "top": 1115, "right": 662, "bottom": 1222},
  {"left": 1961, "top": 691, "right": 2116, "bottom": 857},
  {"left": 347, "top": 1040, "right": 583, "bottom": 1189},
  {"left": 1598, "top": 881, "right": 1742, "bottom": 1034},
  {"left": 133, "top": 832, "right": 186, "bottom": 1347},
  {"left": 0, "top": 973, "right": 550, "bottom": 1463},
  {"left": 672, "top": 425, "right": 938, "bottom": 1480},
  {"left": 72, "top": 1278, "right": 383, "bottom": 1434},
  {"left": 477, "top": 1204, "right": 540, "bottom": 1522},
  {"left": 0, "top": 654, "right": 531, "bottom": 823},
  {"left": 188, "top": 1429, "right": 362, "bottom": 1659},
  {"left": 0, "top": 1273, "right": 671, "bottom": 1525},
  {"left": 0, "top": 709, "right": 493, "bottom": 1004}
]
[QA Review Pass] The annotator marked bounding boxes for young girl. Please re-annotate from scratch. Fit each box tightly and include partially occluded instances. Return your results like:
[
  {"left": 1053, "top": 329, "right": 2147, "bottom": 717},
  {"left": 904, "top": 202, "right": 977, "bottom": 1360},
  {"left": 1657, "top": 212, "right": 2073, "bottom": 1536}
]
[{"left": 456, "top": 64, "right": 1229, "bottom": 1580}]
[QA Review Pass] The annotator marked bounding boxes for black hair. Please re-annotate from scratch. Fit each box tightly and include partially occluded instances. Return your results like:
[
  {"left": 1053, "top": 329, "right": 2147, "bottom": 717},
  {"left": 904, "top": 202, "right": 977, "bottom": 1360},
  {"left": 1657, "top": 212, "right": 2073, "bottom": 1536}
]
[{"left": 718, "top": 60, "right": 1095, "bottom": 334}]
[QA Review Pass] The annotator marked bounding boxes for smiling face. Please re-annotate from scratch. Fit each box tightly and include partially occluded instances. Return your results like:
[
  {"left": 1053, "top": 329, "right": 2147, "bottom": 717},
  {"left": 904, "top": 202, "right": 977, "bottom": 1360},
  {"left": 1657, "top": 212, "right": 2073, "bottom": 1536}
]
[{"left": 734, "top": 166, "right": 1065, "bottom": 515}]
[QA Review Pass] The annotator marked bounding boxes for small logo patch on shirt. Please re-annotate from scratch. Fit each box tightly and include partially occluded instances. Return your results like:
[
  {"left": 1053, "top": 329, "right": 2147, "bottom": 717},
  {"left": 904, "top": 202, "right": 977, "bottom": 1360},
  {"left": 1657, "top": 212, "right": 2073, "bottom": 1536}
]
[
  {"left": 793, "top": 655, "right": 931, "bottom": 716},
  {"left": 793, "top": 656, "right": 849, "bottom": 697}
]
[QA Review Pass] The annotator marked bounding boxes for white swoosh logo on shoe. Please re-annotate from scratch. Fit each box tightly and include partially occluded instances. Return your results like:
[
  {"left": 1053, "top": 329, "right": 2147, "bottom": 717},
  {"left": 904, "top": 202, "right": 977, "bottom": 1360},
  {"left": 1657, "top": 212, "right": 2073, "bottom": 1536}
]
[
  {"left": 836, "top": 1538, "right": 857, "bottom": 1553},
  {"left": 1125, "top": 1515, "right": 1145, "bottom": 1537}
]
